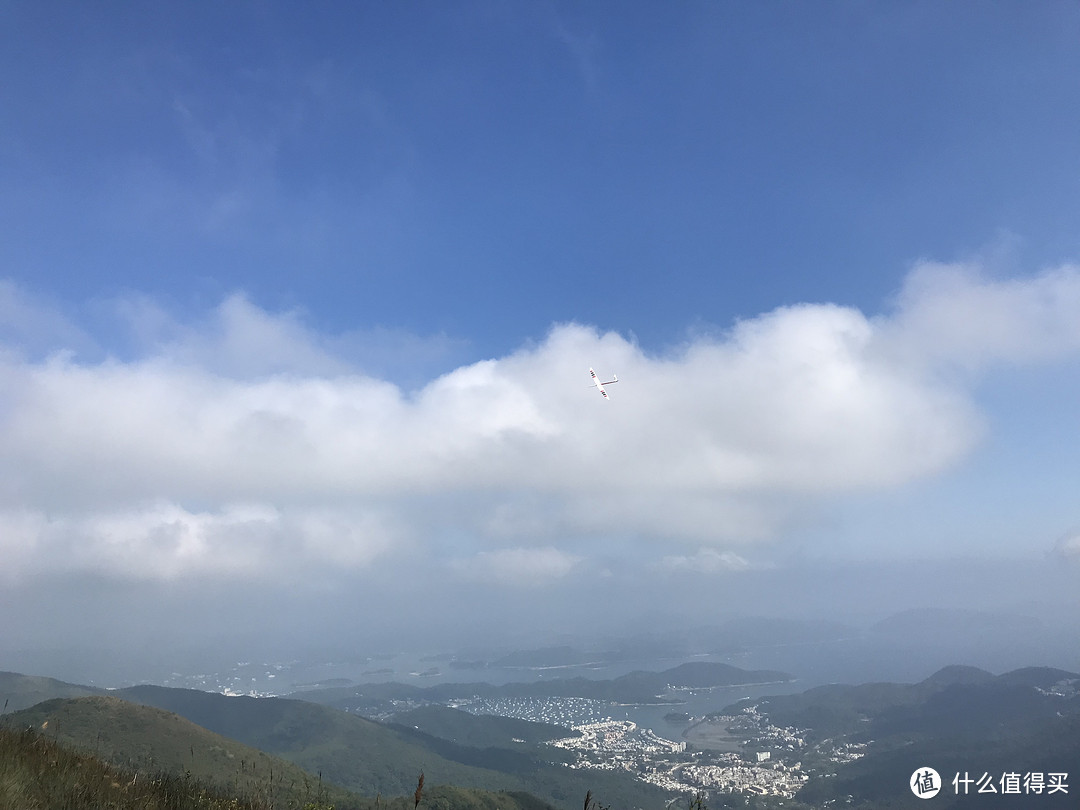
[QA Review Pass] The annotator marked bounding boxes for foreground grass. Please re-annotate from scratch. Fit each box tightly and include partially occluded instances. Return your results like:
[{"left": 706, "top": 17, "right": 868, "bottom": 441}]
[
  {"left": 0, "top": 724, "right": 314, "bottom": 810},
  {"left": 0, "top": 723, "right": 560, "bottom": 810}
]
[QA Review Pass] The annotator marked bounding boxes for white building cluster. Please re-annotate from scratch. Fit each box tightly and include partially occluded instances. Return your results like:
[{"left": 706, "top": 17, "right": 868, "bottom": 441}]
[
  {"left": 549, "top": 720, "right": 686, "bottom": 759},
  {"left": 543, "top": 716, "right": 808, "bottom": 799}
]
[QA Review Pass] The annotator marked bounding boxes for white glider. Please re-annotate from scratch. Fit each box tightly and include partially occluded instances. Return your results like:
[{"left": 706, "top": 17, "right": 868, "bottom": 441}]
[{"left": 589, "top": 368, "right": 618, "bottom": 399}]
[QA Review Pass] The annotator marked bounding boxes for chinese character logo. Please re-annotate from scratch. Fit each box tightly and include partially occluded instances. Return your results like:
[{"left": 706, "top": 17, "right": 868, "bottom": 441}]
[
  {"left": 911, "top": 767, "right": 941, "bottom": 799},
  {"left": 952, "top": 771, "right": 1069, "bottom": 796}
]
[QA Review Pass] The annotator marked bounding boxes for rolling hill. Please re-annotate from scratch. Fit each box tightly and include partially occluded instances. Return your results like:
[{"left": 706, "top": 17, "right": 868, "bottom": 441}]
[
  {"left": 725, "top": 666, "right": 1080, "bottom": 810},
  {"left": 117, "top": 684, "right": 669, "bottom": 810},
  {"left": 0, "top": 669, "right": 105, "bottom": 712},
  {"left": 2, "top": 695, "right": 362, "bottom": 808},
  {"left": 0, "top": 722, "right": 275, "bottom": 810},
  {"left": 386, "top": 704, "right": 575, "bottom": 748},
  {"left": 117, "top": 684, "right": 525, "bottom": 797},
  {"left": 0, "top": 670, "right": 670, "bottom": 810},
  {"left": 0, "top": 716, "right": 560, "bottom": 810}
]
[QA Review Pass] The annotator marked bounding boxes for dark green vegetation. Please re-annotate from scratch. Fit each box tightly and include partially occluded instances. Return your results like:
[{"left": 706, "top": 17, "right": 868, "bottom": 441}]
[
  {"left": 3, "top": 659, "right": 1076, "bottom": 810},
  {"left": 721, "top": 666, "right": 1080, "bottom": 810},
  {"left": 0, "top": 672, "right": 667, "bottom": 810},
  {"left": 0, "top": 722, "right": 558, "bottom": 810},
  {"left": 116, "top": 685, "right": 668, "bottom": 810},
  {"left": 0, "top": 723, "right": 279, "bottom": 810},
  {"left": 386, "top": 705, "right": 574, "bottom": 748},
  {"left": 3, "top": 695, "right": 364, "bottom": 808},
  {"left": 116, "top": 685, "right": 499, "bottom": 799}
]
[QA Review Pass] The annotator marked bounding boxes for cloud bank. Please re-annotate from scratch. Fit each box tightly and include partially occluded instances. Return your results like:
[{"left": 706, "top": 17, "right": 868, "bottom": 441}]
[{"left": 2, "top": 261, "right": 1079, "bottom": 585}]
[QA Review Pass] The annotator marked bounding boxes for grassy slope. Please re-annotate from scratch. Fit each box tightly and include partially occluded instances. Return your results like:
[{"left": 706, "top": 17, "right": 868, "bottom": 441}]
[
  {"left": 0, "top": 722, "right": 561, "bottom": 810},
  {"left": 119, "top": 685, "right": 670, "bottom": 810},
  {"left": 3, "top": 696, "right": 361, "bottom": 808},
  {"left": 0, "top": 672, "right": 667, "bottom": 810},
  {"left": 0, "top": 669, "right": 105, "bottom": 712},
  {"left": 119, "top": 685, "right": 523, "bottom": 797},
  {"left": 0, "top": 723, "right": 275, "bottom": 810}
]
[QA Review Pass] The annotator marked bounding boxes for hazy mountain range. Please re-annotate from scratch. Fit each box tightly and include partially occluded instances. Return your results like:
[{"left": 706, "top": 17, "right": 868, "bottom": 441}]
[{"left": 2, "top": 654, "right": 1077, "bottom": 810}]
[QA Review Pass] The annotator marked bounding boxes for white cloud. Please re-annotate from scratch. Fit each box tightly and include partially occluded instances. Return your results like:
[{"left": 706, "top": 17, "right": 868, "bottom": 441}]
[
  {"left": 881, "top": 261, "right": 1080, "bottom": 372},
  {"left": 0, "top": 502, "right": 400, "bottom": 583},
  {"left": 107, "top": 292, "right": 468, "bottom": 383},
  {"left": 2, "top": 260, "right": 1080, "bottom": 583}
]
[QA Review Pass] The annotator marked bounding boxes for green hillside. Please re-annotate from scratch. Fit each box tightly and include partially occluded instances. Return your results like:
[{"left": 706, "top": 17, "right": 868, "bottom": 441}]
[
  {"left": 741, "top": 667, "right": 1080, "bottom": 810},
  {"left": 0, "top": 723, "right": 276, "bottom": 810},
  {"left": 0, "top": 720, "right": 562, "bottom": 810},
  {"left": 118, "top": 685, "right": 670, "bottom": 810},
  {"left": 0, "top": 669, "right": 105, "bottom": 712},
  {"left": 387, "top": 705, "right": 576, "bottom": 748},
  {"left": 118, "top": 685, "right": 524, "bottom": 797},
  {"left": 797, "top": 714, "right": 1080, "bottom": 810},
  {"left": 719, "top": 664, "right": 1080, "bottom": 743},
  {"left": 2, "top": 695, "right": 361, "bottom": 808},
  {"left": 0, "top": 671, "right": 672, "bottom": 810}
]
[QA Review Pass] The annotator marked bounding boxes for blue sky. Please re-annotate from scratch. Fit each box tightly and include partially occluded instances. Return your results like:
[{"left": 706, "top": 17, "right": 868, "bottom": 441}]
[
  {"left": 7, "top": 1, "right": 1080, "bottom": 353},
  {"left": 2, "top": 2, "right": 1080, "bottom": 656}
]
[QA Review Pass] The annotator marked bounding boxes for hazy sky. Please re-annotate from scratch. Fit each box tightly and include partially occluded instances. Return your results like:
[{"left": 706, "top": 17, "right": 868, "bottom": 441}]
[{"left": 2, "top": 2, "right": 1080, "bottom": 661}]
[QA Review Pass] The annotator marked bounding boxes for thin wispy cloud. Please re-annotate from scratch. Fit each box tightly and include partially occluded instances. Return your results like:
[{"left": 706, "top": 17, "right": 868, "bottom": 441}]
[
  {"left": 453, "top": 547, "right": 583, "bottom": 586},
  {"left": 1053, "top": 531, "right": 1080, "bottom": 562}
]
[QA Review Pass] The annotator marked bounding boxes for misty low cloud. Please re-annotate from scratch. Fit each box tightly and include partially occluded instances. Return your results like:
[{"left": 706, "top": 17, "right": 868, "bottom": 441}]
[
  {"left": 452, "top": 547, "right": 583, "bottom": 586},
  {"left": 0, "top": 503, "right": 402, "bottom": 583},
  {"left": 1054, "top": 531, "right": 1080, "bottom": 562},
  {"left": 2, "top": 261, "right": 1079, "bottom": 583},
  {"left": 659, "top": 548, "right": 753, "bottom": 574}
]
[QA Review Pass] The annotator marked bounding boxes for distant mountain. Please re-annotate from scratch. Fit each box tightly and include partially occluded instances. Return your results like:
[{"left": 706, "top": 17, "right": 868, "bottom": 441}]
[
  {"left": 914, "top": 664, "right": 995, "bottom": 690},
  {"left": 299, "top": 660, "right": 792, "bottom": 713},
  {"left": 729, "top": 665, "right": 1080, "bottom": 810},
  {"left": 0, "top": 670, "right": 105, "bottom": 712},
  {"left": 441, "top": 620, "right": 859, "bottom": 675},
  {"left": 722, "top": 664, "right": 1080, "bottom": 742}
]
